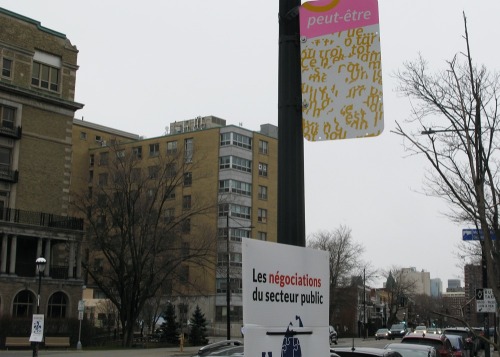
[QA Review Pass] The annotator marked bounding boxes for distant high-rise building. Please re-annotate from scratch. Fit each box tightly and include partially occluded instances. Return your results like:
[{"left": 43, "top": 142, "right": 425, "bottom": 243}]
[
  {"left": 400, "top": 267, "right": 431, "bottom": 296},
  {"left": 447, "top": 279, "right": 463, "bottom": 292},
  {"left": 430, "top": 278, "right": 442, "bottom": 297}
]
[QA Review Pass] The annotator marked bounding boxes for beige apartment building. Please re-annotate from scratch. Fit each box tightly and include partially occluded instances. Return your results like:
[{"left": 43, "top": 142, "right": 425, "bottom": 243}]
[
  {"left": 0, "top": 8, "right": 278, "bottom": 337},
  {"left": 73, "top": 116, "right": 278, "bottom": 335}
]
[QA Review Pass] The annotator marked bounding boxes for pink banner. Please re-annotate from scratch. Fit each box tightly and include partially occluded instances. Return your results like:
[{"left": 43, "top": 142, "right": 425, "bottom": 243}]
[{"left": 300, "top": 0, "right": 379, "bottom": 38}]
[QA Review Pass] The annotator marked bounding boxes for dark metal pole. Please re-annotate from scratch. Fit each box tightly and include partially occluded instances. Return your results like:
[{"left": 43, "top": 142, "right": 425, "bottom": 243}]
[
  {"left": 226, "top": 213, "right": 231, "bottom": 340},
  {"left": 363, "top": 269, "right": 366, "bottom": 339},
  {"left": 482, "top": 243, "right": 490, "bottom": 357},
  {"left": 33, "top": 269, "right": 42, "bottom": 357},
  {"left": 278, "top": 0, "right": 305, "bottom": 247}
]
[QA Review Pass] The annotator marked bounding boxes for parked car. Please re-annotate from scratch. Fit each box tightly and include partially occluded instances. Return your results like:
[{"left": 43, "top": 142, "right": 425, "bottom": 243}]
[
  {"left": 442, "top": 327, "right": 478, "bottom": 356},
  {"left": 331, "top": 346, "right": 403, "bottom": 357},
  {"left": 445, "top": 334, "right": 470, "bottom": 357},
  {"left": 414, "top": 326, "right": 427, "bottom": 334},
  {"left": 384, "top": 342, "right": 437, "bottom": 357},
  {"left": 401, "top": 332, "right": 454, "bottom": 357},
  {"left": 330, "top": 325, "right": 339, "bottom": 344},
  {"left": 193, "top": 340, "right": 243, "bottom": 356},
  {"left": 427, "top": 328, "right": 442, "bottom": 334},
  {"left": 390, "top": 324, "right": 410, "bottom": 340},
  {"left": 375, "top": 328, "right": 391, "bottom": 340}
]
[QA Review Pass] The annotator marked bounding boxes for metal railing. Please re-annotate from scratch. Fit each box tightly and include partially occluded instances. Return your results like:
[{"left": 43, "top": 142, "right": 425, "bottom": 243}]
[{"left": 0, "top": 208, "right": 84, "bottom": 231}]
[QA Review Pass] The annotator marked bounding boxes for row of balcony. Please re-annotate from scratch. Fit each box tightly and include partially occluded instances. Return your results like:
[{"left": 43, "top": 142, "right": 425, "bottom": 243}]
[{"left": 0, "top": 208, "right": 84, "bottom": 231}]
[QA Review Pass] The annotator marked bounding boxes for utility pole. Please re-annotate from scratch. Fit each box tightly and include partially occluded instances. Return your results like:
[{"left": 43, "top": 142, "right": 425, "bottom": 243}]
[
  {"left": 226, "top": 213, "right": 231, "bottom": 340},
  {"left": 278, "top": 0, "right": 305, "bottom": 247}
]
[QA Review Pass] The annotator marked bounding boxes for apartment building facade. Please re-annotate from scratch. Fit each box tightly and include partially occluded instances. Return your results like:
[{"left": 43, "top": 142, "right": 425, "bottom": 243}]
[
  {"left": 0, "top": 8, "right": 85, "bottom": 320},
  {"left": 80, "top": 117, "right": 277, "bottom": 335}
]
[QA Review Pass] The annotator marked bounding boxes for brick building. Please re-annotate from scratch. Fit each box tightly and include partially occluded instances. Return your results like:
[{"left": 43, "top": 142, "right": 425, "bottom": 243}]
[{"left": 0, "top": 7, "right": 85, "bottom": 320}]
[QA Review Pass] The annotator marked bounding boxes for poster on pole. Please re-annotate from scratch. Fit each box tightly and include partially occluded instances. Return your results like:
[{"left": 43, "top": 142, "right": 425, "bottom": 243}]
[
  {"left": 300, "top": 0, "right": 383, "bottom": 141},
  {"left": 242, "top": 239, "right": 330, "bottom": 356},
  {"left": 29, "top": 314, "right": 44, "bottom": 342}
]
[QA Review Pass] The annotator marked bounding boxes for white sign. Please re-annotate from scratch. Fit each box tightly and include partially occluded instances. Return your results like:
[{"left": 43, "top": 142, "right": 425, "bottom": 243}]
[
  {"left": 242, "top": 239, "right": 330, "bottom": 357},
  {"left": 476, "top": 288, "right": 497, "bottom": 313},
  {"left": 79, "top": 311, "right": 84, "bottom": 320},
  {"left": 29, "top": 314, "right": 44, "bottom": 342},
  {"left": 78, "top": 299, "right": 85, "bottom": 312}
]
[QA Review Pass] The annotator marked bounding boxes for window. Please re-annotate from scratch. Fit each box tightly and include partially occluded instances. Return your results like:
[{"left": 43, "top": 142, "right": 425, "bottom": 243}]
[
  {"left": 116, "top": 150, "right": 125, "bottom": 158},
  {"left": 258, "top": 232, "right": 268, "bottom": 241},
  {"left": 80, "top": 131, "right": 87, "bottom": 140},
  {"left": 184, "top": 172, "right": 192, "bottom": 186},
  {"left": 97, "top": 194, "right": 107, "bottom": 207},
  {"left": 95, "top": 135, "right": 102, "bottom": 142},
  {"left": 167, "top": 141, "right": 177, "bottom": 154},
  {"left": 184, "top": 138, "right": 193, "bottom": 163},
  {"left": 31, "top": 61, "right": 60, "bottom": 91},
  {"left": 164, "top": 208, "right": 175, "bottom": 223},
  {"left": 219, "top": 156, "right": 231, "bottom": 169},
  {"left": 231, "top": 204, "right": 251, "bottom": 219},
  {"left": 182, "top": 218, "right": 191, "bottom": 233},
  {"left": 258, "top": 185, "right": 268, "bottom": 200},
  {"left": 220, "top": 132, "right": 231, "bottom": 146},
  {"left": 148, "top": 165, "right": 159, "bottom": 179},
  {"left": 233, "top": 133, "right": 252, "bottom": 149},
  {"left": 132, "top": 146, "right": 142, "bottom": 159},
  {"left": 0, "top": 147, "right": 11, "bottom": 173},
  {"left": 165, "top": 188, "right": 175, "bottom": 200},
  {"left": 47, "top": 292, "right": 68, "bottom": 318},
  {"left": 99, "top": 152, "right": 109, "bottom": 166},
  {"left": 258, "top": 208, "right": 268, "bottom": 223},
  {"left": 149, "top": 143, "right": 159, "bottom": 157},
  {"left": 258, "top": 162, "right": 268, "bottom": 177},
  {"left": 232, "top": 156, "right": 252, "bottom": 172},
  {"left": 166, "top": 163, "right": 176, "bottom": 178},
  {"left": 179, "top": 265, "right": 189, "bottom": 283},
  {"left": 131, "top": 168, "right": 141, "bottom": 182},
  {"left": 2, "top": 58, "right": 12, "bottom": 77},
  {"left": 181, "top": 241, "right": 190, "bottom": 257},
  {"left": 13, "top": 290, "right": 34, "bottom": 317},
  {"left": 217, "top": 278, "right": 242, "bottom": 294},
  {"left": 259, "top": 140, "right": 269, "bottom": 154},
  {"left": 183, "top": 195, "right": 192, "bottom": 210},
  {"left": 0, "top": 105, "right": 15, "bottom": 130},
  {"left": 89, "top": 154, "right": 94, "bottom": 166},
  {"left": 219, "top": 228, "right": 251, "bottom": 241},
  {"left": 219, "top": 179, "right": 251, "bottom": 196},
  {"left": 98, "top": 173, "right": 108, "bottom": 186}
]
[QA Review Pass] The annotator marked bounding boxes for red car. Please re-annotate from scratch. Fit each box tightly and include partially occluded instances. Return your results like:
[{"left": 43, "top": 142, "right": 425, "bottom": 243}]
[{"left": 401, "top": 333, "right": 454, "bottom": 357}]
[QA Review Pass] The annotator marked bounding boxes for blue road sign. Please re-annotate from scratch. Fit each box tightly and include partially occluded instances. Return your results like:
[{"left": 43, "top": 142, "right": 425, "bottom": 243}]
[{"left": 462, "top": 229, "right": 496, "bottom": 241}]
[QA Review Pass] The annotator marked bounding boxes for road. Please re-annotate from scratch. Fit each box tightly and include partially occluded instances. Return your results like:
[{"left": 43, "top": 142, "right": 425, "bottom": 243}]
[{"left": 0, "top": 337, "right": 496, "bottom": 357}]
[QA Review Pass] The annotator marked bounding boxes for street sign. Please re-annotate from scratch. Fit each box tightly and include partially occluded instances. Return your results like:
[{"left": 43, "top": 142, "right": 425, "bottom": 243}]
[
  {"left": 78, "top": 311, "right": 84, "bottom": 320},
  {"left": 300, "top": 0, "right": 383, "bottom": 141},
  {"left": 462, "top": 228, "right": 496, "bottom": 241},
  {"left": 242, "top": 239, "right": 330, "bottom": 357},
  {"left": 476, "top": 288, "right": 497, "bottom": 313},
  {"left": 78, "top": 299, "right": 85, "bottom": 312}
]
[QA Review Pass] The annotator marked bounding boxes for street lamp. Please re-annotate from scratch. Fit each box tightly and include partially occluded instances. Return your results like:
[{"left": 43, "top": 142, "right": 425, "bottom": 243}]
[
  {"left": 226, "top": 213, "right": 231, "bottom": 341},
  {"left": 33, "top": 256, "right": 46, "bottom": 357}
]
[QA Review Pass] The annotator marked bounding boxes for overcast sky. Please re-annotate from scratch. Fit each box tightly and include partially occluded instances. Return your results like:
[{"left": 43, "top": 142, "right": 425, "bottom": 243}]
[{"left": 2, "top": 0, "right": 498, "bottom": 288}]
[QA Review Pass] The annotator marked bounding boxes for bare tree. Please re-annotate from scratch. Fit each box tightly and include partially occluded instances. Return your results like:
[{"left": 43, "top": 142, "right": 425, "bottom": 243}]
[
  {"left": 72, "top": 143, "right": 216, "bottom": 347},
  {"left": 392, "top": 13, "right": 500, "bottom": 312},
  {"left": 308, "top": 225, "right": 366, "bottom": 287},
  {"left": 307, "top": 225, "right": 367, "bottom": 324}
]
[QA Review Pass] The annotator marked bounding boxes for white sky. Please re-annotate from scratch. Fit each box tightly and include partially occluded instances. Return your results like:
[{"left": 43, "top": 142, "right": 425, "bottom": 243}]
[{"left": 2, "top": 0, "right": 498, "bottom": 288}]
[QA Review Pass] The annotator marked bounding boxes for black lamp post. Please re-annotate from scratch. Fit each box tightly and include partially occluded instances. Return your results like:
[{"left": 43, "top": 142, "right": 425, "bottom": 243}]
[
  {"left": 33, "top": 256, "right": 46, "bottom": 357},
  {"left": 226, "top": 213, "right": 231, "bottom": 341}
]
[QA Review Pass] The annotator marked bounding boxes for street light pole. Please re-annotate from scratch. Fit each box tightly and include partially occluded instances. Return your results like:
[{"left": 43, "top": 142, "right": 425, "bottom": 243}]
[
  {"left": 363, "top": 268, "right": 367, "bottom": 339},
  {"left": 226, "top": 213, "right": 231, "bottom": 340},
  {"left": 33, "top": 257, "right": 46, "bottom": 357}
]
